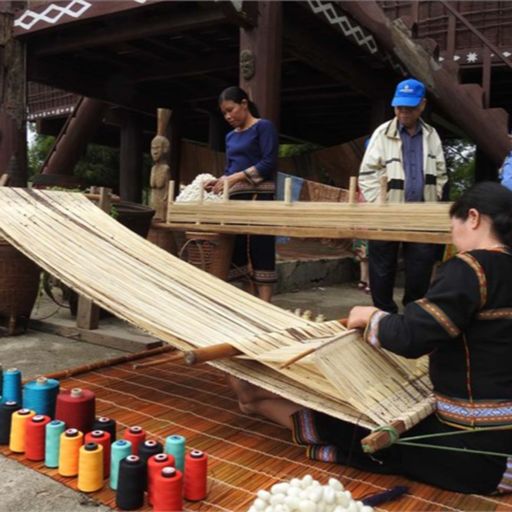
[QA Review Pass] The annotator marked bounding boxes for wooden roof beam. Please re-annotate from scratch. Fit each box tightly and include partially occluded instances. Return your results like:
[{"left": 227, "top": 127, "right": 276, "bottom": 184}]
[
  {"left": 33, "top": 7, "right": 229, "bottom": 57},
  {"left": 283, "top": 18, "right": 393, "bottom": 98}
]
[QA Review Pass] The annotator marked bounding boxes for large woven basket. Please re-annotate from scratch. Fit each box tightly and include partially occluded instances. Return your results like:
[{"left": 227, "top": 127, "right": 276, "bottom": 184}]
[
  {"left": 0, "top": 239, "right": 40, "bottom": 334},
  {"left": 181, "top": 232, "right": 234, "bottom": 280}
]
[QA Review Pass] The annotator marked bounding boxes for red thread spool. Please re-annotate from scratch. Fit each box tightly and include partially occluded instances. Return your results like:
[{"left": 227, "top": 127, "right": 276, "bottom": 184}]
[
  {"left": 153, "top": 467, "right": 183, "bottom": 512},
  {"left": 123, "top": 426, "right": 145, "bottom": 455},
  {"left": 85, "top": 429, "right": 111, "bottom": 478},
  {"left": 184, "top": 449, "right": 208, "bottom": 501},
  {"left": 25, "top": 414, "right": 51, "bottom": 461},
  {"left": 147, "top": 453, "right": 175, "bottom": 506},
  {"left": 55, "top": 388, "right": 95, "bottom": 434}
]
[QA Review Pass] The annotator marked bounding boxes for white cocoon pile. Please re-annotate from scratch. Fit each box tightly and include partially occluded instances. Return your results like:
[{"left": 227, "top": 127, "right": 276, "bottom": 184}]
[
  {"left": 247, "top": 475, "right": 373, "bottom": 512},
  {"left": 175, "top": 173, "right": 223, "bottom": 202}
]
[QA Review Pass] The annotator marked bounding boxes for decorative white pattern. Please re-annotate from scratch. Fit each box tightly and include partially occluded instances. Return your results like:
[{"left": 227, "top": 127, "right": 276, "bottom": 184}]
[
  {"left": 453, "top": 55, "right": 461, "bottom": 61},
  {"left": 503, "top": 51, "right": 512, "bottom": 58},
  {"left": 14, "top": 0, "right": 91, "bottom": 30},
  {"left": 466, "top": 51, "right": 478, "bottom": 63},
  {"left": 28, "top": 106, "right": 74, "bottom": 121},
  {"left": 307, "top": 0, "right": 378, "bottom": 54}
]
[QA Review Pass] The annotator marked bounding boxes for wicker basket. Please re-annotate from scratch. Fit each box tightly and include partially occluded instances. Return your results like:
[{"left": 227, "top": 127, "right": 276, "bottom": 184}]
[
  {"left": 0, "top": 239, "right": 41, "bottom": 334},
  {"left": 181, "top": 232, "right": 234, "bottom": 280}
]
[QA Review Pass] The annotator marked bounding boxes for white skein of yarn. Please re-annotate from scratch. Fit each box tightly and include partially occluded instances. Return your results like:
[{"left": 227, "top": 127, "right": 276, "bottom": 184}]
[
  {"left": 175, "top": 173, "right": 224, "bottom": 202},
  {"left": 247, "top": 475, "right": 373, "bottom": 512}
]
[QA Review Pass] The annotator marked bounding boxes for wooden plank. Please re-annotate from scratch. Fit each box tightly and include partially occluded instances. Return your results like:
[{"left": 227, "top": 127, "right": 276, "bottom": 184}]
[
  {"left": 159, "top": 222, "right": 452, "bottom": 244},
  {"left": 76, "top": 297, "right": 99, "bottom": 330},
  {"left": 30, "top": 319, "right": 163, "bottom": 353}
]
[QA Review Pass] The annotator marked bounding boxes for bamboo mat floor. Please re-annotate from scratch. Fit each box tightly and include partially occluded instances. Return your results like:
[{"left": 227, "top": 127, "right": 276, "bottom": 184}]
[{"left": 2, "top": 355, "right": 512, "bottom": 512}]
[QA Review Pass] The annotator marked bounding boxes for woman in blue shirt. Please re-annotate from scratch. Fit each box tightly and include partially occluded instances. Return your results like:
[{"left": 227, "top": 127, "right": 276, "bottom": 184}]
[{"left": 205, "top": 86, "right": 278, "bottom": 302}]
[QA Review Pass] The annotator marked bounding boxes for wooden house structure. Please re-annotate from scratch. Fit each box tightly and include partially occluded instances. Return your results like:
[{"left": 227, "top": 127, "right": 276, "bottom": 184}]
[{"left": 1, "top": 1, "right": 511, "bottom": 198}]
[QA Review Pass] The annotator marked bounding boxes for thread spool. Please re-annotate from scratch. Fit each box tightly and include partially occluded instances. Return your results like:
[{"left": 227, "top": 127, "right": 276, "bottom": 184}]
[
  {"left": 85, "top": 429, "right": 111, "bottom": 478},
  {"left": 78, "top": 442, "right": 104, "bottom": 492},
  {"left": 3, "top": 368, "right": 22, "bottom": 405},
  {"left": 0, "top": 401, "right": 20, "bottom": 445},
  {"left": 25, "top": 414, "right": 51, "bottom": 461},
  {"left": 110, "top": 439, "right": 132, "bottom": 490},
  {"left": 153, "top": 467, "right": 183, "bottom": 512},
  {"left": 23, "top": 376, "right": 60, "bottom": 417},
  {"left": 54, "top": 387, "right": 95, "bottom": 433},
  {"left": 138, "top": 439, "right": 163, "bottom": 464},
  {"left": 44, "top": 419, "right": 65, "bottom": 468},
  {"left": 123, "top": 426, "right": 145, "bottom": 455},
  {"left": 184, "top": 449, "right": 208, "bottom": 501},
  {"left": 58, "top": 427, "right": 84, "bottom": 477},
  {"left": 92, "top": 416, "right": 116, "bottom": 443},
  {"left": 147, "top": 453, "right": 175, "bottom": 506},
  {"left": 9, "top": 408, "right": 35, "bottom": 453},
  {"left": 116, "top": 455, "right": 146, "bottom": 510},
  {"left": 0, "top": 363, "right": 3, "bottom": 396},
  {"left": 165, "top": 434, "right": 186, "bottom": 472}
]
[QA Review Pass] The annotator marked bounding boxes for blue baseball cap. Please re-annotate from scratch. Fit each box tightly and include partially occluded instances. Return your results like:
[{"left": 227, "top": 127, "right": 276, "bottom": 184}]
[{"left": 391, "top": 78, "right": 425, "bottom": 107}]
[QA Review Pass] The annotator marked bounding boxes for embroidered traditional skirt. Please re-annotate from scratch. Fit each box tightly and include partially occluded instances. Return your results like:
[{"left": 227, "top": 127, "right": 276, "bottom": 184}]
[
  {"left": 291, "top": 409, "right": 511, "bottom": 494},
  {"left": 227, "top": 192, "right": 277, "bottom": 285}
]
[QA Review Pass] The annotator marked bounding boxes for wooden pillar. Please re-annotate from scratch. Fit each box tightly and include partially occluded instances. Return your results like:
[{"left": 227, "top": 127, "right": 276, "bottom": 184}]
[
  {"left": 475, "top": 147, "right": 498, "bottom": 182},
  {"left": 166, "top": 108, "right": 182, "bottom": 192},
  {"left": 239, "top": 1, "right": 282, "bottom": 128},
  {"left": 0, "top": 4, "right": 27, "bottom": 186},
  {"left": 208, "top": 111, "right": 227, "bottom": 152},
  {"left": 119, "top": 111, "right": 143, "bottom": 202}
]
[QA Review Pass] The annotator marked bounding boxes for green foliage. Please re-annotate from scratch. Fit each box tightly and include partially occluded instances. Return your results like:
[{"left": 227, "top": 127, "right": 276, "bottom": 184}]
[
  {"left": 27, "top": 127, "right": 121, "bottom": 189},
  {"left": 443, "top": 139, "right": 475, "bottom": 200},
  {"left": 278, "top": 143, "right": 322, "bottom": 158}
]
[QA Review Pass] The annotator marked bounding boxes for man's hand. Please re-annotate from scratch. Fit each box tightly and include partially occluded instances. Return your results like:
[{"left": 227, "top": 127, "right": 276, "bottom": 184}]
[{"left": 347, "top": 306, "right": 379, "bottom": 330}]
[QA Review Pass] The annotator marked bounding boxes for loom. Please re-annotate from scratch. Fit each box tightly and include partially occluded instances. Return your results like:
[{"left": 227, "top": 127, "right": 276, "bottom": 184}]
[{"left": 0, "top": 188, "right": 441, "bottom": 452}]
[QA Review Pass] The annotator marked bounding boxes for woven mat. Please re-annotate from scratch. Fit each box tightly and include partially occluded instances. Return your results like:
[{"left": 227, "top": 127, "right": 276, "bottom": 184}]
[{"left": 2, "top": 355, "right": 512, "bottom": 512}]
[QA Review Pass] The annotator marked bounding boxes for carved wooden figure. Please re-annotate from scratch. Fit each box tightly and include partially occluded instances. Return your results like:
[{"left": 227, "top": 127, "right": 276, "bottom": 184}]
[{"left": 149, "top": 135, "right": 171, "bottom": 221}]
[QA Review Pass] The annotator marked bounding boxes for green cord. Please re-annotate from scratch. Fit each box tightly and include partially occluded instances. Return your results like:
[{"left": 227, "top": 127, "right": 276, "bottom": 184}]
[
  {"left": 367, "top": 424, "right": 512, "bottom": 458},
  {"left": 396, "top": 440, "right": 512, "bottom": 458}
]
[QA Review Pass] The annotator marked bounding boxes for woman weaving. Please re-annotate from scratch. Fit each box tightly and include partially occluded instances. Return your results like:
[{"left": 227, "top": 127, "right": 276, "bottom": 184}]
[
  {"left": 205, "top": 86, "right": 278, "bottom": 302},
  {"left": 231, "top": 182, "right": 512, "bottom": 494}
]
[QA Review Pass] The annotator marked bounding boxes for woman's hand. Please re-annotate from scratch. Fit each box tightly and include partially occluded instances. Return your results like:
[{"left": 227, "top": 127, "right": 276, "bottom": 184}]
[
  {"left": 203, "top": 179, "right": 218, "bottom": 192},
  {"left": 347, "top": 306, "right": 379, "bottom": 330},
  {"left": 212, "top": 176, "right": 230, "bottom": 195}
]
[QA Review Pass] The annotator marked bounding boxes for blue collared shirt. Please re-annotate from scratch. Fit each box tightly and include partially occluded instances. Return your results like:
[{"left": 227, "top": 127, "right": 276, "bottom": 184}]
[
  {"left": 500, "top": 151, "right": 512, "bottom": 192},
  {"left": 399, "top": 123, "right": 424, "bottom": 202}
]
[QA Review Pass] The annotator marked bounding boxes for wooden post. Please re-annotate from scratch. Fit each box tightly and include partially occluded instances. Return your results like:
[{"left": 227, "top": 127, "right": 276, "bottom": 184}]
[
  {"left": 482, "top": 47, "right": 491, "bottom": 109},
  {"left": 0, "top": 4, "right": 27, "bottom": 186},
  {"left": 223, "top": 179, "right": 229, "bottom": 203},
  {"left": 284, "top": 176, "right": 292, "bottom": 205},
  {"left": 76, "top": 187, "right": 112, "bottom": 330},
  {"left": 348, "top": 176, "right": 357, "bottom": 205},
  {"left": 239, "top": 2, "right": 282, "bottom": 127},
  {"left": 166, "top": 180, "right": 175, "bottom": 223},
  {"left": 167, "top": 107, "right": 183, "bottom": 192},
  {"left": 119, "top": 112, "right": 143, "bottom": 202}
]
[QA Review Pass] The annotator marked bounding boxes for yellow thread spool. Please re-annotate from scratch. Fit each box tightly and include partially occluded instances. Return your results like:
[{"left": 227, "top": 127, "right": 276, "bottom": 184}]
[
  {"left": 78, "top": 442, "right": 104, "bottom": 492},
  {"left": 9, "top": 408, "right": 35, "bottom": 453},
  {"left": 58, "top": 428, "right": 84, "bottom": 477}
]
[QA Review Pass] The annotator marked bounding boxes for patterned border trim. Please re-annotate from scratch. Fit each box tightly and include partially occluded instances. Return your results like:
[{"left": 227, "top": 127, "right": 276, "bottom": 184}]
[
  {"left": 456, "top": 252, "right": 487, "bottom": 308},
  {"left": 498, "top": 458, "right": 512, "bottom": 493},
  {"left": 436, "top": 394, "right": 512, "bottom": 427},
  {"left": 416, "top": 298, "right": 461, "bottom": 337},
  {"left": 478, "top": 308, "right": 512, "bottom": 320},
  {"left": 15, "top": 1, "right": 92, "bottom": 31},
  {"left": 291, "top": 409, "right": 322, "bottom": 445},
  {"left": 363, "top": 310, "right": 389, "bottom": 348}
]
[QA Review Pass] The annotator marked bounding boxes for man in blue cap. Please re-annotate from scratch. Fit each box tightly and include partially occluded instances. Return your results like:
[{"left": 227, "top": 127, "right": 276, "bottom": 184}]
[{"left": 358, "top": 78, "right": 447, "bottom": 313}]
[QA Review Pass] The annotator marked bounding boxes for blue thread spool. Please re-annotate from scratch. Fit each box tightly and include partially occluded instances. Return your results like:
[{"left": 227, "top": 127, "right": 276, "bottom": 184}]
[
  {"left": 2, "top": 368, "right": 22, "bottom": 405},
  {"left": 165, "top": 435, "right": 186, "bottom": 472},
  {"left": 110, "top": 439, "right": 132, "bottom": 491},
  {"left": 45, "top": 419, "right": 66, "bottom": 468},
  {"left": 24, "top": 377, "right": 60, "bottom": 417},
  {"left": 0, "top": 363, "right": 3, "bottom": 397}
]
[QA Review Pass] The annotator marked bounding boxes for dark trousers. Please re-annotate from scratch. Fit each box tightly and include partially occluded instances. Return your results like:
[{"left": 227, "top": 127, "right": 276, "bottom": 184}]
[{"left": 368, "top": 241, "right": 438, "bottom": 313}]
